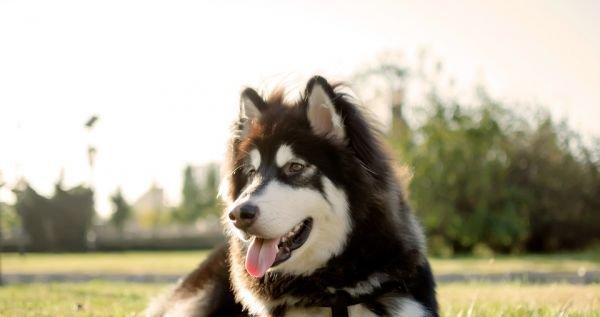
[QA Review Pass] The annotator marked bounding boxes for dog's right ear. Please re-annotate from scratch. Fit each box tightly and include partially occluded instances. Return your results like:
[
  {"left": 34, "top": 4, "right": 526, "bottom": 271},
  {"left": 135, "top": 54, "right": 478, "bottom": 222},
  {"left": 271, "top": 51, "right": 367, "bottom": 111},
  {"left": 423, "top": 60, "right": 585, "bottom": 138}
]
[
  {"left": 236, "top": 88, "right": 267, "bottom": 139},
  {"left": 240, "top": 88, "right": 267, "bottom": 121},
  {"left": 305, "top": 76, "right": 346, "bottom": 141}
]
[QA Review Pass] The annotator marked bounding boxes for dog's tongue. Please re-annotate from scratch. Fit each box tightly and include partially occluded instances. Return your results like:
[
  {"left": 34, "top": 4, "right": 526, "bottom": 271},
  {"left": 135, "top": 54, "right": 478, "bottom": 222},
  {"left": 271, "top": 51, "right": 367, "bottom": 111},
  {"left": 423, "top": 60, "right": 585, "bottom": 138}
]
[{"left": 245, "top": 237, "right": 279, "bottom": 278}]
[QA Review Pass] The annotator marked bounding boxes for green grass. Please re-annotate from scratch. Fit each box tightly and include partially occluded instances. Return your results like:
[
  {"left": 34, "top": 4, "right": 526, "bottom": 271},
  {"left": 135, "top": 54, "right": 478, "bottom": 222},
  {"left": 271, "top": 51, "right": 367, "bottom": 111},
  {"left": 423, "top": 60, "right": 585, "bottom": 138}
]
[
  {"left": 1, "top": 251, "right": 598, "bottom": 315},
  {"left": 0, "top": 281, "right": 164, "bottom": 317},
  {"left": 0, "top": 281, "right": 598, "bottom": 317},
  {"left": 430, "top": 249, "right": 600, "bottom": 275},
  {"left": 439, "top": 282, "right": 600, "bottom": 317},
  {"left": 1, "top": 251, "right": 210, "bottom": 275},
  {"left": 2, "top": 250, "right": 598, "bottom": 275}
]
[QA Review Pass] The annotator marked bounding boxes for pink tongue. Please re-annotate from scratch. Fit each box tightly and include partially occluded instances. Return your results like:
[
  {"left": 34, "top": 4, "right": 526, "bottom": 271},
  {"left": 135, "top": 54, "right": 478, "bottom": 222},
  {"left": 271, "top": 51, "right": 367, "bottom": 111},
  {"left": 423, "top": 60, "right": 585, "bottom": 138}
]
[{"left": 245, "top": 237, "right": 280, "bottom": 278}]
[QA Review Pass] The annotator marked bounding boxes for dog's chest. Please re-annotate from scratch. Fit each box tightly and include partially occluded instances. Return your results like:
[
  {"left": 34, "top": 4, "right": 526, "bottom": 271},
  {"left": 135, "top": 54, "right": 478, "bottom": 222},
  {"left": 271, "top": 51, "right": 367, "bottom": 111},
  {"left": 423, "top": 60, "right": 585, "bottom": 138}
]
[{"left": 283, "top": 304, "right": 378, "bottom": 317}]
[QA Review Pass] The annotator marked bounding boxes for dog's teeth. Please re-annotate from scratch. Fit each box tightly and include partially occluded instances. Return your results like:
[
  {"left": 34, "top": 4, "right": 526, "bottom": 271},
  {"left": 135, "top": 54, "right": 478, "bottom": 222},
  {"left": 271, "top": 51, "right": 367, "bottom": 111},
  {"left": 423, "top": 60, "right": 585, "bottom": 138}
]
[{"left": 282, "top": 221, "right": 306, "bottom": 243}]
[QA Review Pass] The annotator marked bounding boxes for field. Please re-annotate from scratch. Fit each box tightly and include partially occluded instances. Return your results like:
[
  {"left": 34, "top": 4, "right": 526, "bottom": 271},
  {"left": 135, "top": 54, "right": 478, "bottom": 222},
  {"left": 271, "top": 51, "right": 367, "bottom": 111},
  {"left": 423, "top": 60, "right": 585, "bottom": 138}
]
[
  {"left": 1, "top": 281, "right": 598, "bottom": 317},
  {"left": 3, "top": 249, "right": 598, "bottom": 275},
  {"left": 1, "top": 250, "right": 599, "bottom": 316}
]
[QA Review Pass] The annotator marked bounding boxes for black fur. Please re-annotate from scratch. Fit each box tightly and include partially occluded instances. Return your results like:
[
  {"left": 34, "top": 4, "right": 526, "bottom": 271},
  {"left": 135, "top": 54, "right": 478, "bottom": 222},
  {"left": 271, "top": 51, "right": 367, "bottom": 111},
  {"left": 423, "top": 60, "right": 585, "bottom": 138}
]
[{"left": 150, "top": 76, "right": 438, "bottom": 317}]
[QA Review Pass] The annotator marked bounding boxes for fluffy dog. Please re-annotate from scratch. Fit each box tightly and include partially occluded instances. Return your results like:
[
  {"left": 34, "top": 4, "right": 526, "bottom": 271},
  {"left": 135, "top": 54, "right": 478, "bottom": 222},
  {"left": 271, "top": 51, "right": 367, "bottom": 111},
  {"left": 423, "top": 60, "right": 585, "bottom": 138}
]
[{"left": 147, "top": 76, "right": 438, "bottom": 317}]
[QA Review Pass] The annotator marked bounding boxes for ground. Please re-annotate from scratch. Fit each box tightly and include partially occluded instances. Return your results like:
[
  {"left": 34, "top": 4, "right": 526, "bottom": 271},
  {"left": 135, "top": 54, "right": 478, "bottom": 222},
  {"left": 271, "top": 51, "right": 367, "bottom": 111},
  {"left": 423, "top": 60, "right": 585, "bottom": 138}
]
[
  {"left": 1, "top": 281, "right": 598, "bottom": 317},
  {"left": 0, "top": 250, "right": 599, "bottom": 316},
  {"left": 3, "top": 249, "right": 598, "bottom": 275}
]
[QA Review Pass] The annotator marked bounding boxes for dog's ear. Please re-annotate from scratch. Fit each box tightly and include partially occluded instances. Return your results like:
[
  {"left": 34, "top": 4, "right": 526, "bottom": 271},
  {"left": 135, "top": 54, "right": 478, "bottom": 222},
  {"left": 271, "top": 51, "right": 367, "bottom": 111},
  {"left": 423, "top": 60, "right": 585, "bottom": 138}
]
[
  {"left": 240, "top": 88, "right": 267, "bottom": 121},
  {"left": 305, "top": 76, "right": 345, "bottom": 141},
  {"left": 235, "top": 88, "right": 267, "bottom": 140}
]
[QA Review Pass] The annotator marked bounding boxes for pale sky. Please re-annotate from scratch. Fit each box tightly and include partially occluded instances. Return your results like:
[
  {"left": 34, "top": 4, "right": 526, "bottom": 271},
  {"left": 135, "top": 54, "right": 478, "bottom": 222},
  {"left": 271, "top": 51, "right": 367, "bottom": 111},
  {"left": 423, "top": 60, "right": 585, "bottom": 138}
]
[{"left": 1, "top": 0, "right": 599, "bottom": 216}]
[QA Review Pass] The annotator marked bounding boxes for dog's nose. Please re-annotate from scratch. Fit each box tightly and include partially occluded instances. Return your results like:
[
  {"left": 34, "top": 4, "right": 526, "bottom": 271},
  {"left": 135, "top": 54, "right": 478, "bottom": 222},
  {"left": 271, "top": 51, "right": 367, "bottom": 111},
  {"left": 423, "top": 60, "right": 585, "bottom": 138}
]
[{"left": 228, "top": 203, "right": 259, "bottom": 229}]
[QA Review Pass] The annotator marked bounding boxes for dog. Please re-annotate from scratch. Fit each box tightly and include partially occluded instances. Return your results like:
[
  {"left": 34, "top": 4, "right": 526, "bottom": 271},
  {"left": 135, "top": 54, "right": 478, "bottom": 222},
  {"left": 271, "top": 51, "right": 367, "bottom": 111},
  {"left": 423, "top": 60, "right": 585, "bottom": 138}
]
[{"left": 146, "top": 76, "right": 438, "bottom": 317}]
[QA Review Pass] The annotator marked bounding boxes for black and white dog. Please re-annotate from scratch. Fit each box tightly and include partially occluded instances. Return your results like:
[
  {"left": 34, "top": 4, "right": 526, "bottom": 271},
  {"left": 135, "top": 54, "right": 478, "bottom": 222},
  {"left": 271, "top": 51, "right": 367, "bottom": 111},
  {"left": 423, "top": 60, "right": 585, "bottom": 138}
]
[{"left": 147, "top": 76, "right": 438, "bottom": 317}]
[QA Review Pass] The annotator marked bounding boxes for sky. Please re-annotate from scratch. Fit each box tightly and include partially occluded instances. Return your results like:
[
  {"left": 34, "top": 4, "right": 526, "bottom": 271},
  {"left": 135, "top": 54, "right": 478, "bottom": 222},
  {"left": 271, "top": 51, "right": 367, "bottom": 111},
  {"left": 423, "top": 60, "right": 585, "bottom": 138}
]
[{"left": 1, "top": 0, "right": 599, "bottom": 216}]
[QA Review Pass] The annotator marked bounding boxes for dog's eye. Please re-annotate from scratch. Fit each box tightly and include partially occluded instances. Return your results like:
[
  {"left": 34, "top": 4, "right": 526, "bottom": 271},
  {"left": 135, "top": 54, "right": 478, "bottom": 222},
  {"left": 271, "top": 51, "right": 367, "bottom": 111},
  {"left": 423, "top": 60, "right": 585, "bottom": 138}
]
[
  {"left": 285, "top": 162, "right": 305, "bottom": 175},
  {"left": 247, "top": 168, "right": 256, "bottom": 177}
]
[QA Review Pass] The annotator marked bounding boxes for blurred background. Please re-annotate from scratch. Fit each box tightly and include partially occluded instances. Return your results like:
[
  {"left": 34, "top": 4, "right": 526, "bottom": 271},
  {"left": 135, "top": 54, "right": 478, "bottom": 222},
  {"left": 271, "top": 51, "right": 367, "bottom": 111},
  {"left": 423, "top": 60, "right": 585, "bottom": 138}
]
[{"left": 0, "top": 1, "right": 598, "bottom": 316}]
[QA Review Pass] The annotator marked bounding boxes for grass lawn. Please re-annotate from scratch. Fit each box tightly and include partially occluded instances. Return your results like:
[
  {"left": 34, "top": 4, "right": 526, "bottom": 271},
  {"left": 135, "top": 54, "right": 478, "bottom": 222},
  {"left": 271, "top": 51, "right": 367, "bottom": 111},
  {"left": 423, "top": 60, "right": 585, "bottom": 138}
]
[
  {"left": 0, "top": 281, "right": 164, "bottom": 317},
  {"left": 1, "top": 251, "right": 211, "bottom": 275},
  {"left": 1, "top": 250, "right": 598, "bottom": 315},
  {"left": 2, "top": 249, "right": 598, "bottom": 275},
  {"left": 439, "top": 283, "right": 600, "bottom": 317},
  {"left": 0, "top": 281, "right": 598, "bottom": 317}
]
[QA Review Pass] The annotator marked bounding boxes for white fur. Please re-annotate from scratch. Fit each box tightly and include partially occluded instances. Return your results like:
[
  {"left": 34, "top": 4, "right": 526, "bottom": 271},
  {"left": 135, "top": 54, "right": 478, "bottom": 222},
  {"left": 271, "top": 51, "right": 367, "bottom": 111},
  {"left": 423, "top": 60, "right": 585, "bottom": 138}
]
[
  {"left": 307, "top": 84, "right": 345, "bottom": 140},
  {"left": 230, "top": 174, "right": 350, "bottom": 276},
  {"left": 275, "top": 144, "right": 297, "bottom": 167},
  {"left": 283, "top": 304, "right": 378, "bottom": 317},
  {"left": 230, "top": 269, "right": 270, "bottom": 316},
  {"left": 285, "top": 307, "right": 330, "bottom": 317},
  {"left": 162, "top": 295, "right": 205, "bottom": 317},
  {"left": 250, "top": 148, "right": 261, "bottom": 170},
  {"left": 145, "top": 283, "right": 212, "bottom": 317},
  {"left": 348, "top": 304, "right": 380, "bottom": 317},
  {"left": 382, "top": 297, "right": 429, "bottom": 317},
  {"left": 270, "top": 177, "right": 351, "bottom": 275},
  {"left": 342, "top": 273, "right": 389, "bottom": 297},
  {"left": 145, "top": 285, "right": 177, "bottom": 317},
  {"left": 217, "top": 176, "right": 231, "bottom": 204},
  {"left": 272, "top": 297, "right": 424, "bottom": 317},
  {"left": 248, "top": 180, "right": 327, "bottom": 239},
  {"left": 230, "top": 274, "right": 306, "bottom": 317}
]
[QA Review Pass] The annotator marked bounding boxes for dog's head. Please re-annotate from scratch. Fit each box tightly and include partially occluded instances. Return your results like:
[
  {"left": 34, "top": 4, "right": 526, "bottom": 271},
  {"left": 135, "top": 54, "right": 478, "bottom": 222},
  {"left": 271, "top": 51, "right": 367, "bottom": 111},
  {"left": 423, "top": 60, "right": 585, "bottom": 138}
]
[{"left": 222, "top": 76, "right": 384, "bottom": 278}]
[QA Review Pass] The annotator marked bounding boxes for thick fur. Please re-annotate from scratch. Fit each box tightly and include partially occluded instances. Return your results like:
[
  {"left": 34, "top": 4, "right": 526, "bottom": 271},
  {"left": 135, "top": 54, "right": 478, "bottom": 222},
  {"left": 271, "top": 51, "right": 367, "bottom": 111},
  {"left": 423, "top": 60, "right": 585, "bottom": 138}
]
[{"left": 147, "top": 76, "right": 438, "bottom": 317}]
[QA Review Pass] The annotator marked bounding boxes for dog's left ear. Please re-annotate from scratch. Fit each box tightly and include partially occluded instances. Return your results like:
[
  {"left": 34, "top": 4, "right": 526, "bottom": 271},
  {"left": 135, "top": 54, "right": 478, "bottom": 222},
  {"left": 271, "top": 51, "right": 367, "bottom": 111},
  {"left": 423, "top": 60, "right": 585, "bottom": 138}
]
[
  {"left": 240, "top": 88, "right": 267, "bottom": 121},
  {"left": 305, "top": 76, "right": 345, "bottom": 141},
  {"left": 236, "top": 88, "right": 268, "bottom": 138}
]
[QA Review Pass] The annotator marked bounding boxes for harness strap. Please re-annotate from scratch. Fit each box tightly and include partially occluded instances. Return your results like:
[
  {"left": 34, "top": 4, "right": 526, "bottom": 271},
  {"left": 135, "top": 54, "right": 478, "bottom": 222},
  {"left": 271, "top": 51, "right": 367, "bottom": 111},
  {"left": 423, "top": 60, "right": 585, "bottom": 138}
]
[
  {"left": 331, "top": 304, "right": 349, "bottom": 317},
  {"left": 330, "top": 291, "right": 353, "bottom": 317},
  {"left": 317, "top": 281, "right": 408, "bottom": 317}
]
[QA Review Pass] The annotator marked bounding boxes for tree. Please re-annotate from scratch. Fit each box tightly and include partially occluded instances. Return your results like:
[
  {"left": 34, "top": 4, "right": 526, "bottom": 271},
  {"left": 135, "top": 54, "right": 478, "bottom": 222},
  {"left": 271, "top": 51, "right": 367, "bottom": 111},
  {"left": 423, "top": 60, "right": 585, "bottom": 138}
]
[
  {"left": 52, "top": 182, "right": 95, "bottom": 251},
  {"left": 173, "top": 165, "right": 202, "bottom": 222},
  {"left": 173, "top": 163, "right": 221, "bottom": 223},
  {"left": 13, "top": 180, "right": 95, "bottom": 251},
  {"left": 110, "top": 189, "right": 131, "bottom": 233},
  {"left": 506, "top": 117, "right": 600, "bottom": 251},
  {"left": 199, "top": 163, "right": 220, "bottom": 217},
  {"left": 360, "top": 54, "right": 600, "bottom": 254}
]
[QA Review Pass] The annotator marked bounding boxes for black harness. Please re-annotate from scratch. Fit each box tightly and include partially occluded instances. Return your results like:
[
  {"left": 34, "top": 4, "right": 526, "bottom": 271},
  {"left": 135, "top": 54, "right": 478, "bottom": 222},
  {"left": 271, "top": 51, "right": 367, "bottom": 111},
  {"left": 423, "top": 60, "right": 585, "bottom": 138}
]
[
  {"left": 328, "top": 291, "right": 359, "bottom": 317},
  {"left": 313, "top": 280, "right": 409, "bottom": 317}
]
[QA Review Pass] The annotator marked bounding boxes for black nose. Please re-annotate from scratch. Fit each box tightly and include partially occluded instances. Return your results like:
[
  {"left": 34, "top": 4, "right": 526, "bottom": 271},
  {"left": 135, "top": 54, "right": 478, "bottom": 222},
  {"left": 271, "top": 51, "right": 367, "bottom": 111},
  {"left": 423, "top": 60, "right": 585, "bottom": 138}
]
[{"left": 228, "top": 203, "right": 259, "bottom": 229}]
